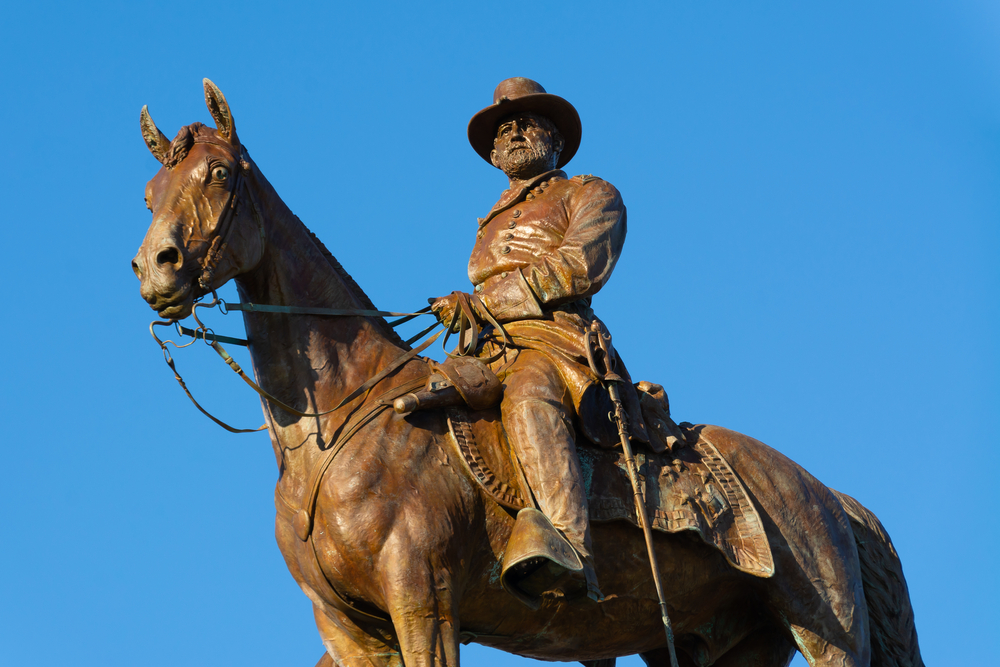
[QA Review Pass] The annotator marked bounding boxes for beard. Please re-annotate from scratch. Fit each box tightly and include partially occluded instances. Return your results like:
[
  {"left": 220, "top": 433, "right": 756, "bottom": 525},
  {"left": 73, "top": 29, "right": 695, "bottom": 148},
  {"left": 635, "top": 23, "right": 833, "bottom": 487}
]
[{"left": 494, "top": 141, "right": 558, "bottom": 181}]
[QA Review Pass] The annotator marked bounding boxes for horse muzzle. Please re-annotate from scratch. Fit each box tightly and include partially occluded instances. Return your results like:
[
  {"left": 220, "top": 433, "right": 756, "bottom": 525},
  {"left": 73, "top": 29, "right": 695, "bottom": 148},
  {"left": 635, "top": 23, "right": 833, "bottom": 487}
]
[{"left": 133, "top": 243, "right": 198, "bottom": 320}]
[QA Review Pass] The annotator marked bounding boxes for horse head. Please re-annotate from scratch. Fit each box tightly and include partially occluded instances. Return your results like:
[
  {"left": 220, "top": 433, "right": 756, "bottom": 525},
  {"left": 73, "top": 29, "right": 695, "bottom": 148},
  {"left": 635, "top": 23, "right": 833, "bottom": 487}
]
[{"left": 133, "top": 79, "right": 264, "bottom": 320}]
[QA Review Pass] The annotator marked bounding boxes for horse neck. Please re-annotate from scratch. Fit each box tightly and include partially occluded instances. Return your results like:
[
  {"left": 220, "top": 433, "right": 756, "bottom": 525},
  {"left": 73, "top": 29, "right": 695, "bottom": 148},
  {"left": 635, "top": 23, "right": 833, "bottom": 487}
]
[{"left": 234, "top": 166, "right": 408, "bottom": 483}]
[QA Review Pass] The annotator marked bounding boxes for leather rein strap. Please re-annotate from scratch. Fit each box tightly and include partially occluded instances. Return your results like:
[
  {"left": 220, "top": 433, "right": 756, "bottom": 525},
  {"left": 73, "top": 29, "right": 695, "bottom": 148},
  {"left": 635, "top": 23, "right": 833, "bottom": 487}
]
[
  {"left": 150, "top": 313, "right": 441, "bottom": 433},
  {"left": 441, "top": 291, "right": 510, "bottom": 362},
  {"left": 209, "top": 330, "right": 442, "bottom": 420},
  {"left": 177, "top": 303, "right": 436, "bottom": 348}
]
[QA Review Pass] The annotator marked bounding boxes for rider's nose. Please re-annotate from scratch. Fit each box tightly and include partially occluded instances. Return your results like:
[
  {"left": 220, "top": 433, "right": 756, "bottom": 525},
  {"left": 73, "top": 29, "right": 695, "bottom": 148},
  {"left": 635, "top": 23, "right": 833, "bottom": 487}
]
[
  {"left": 131, "top": 255, "right": 143, "bottom": 280},
  {"left": 154, "top": 244, "right": 183, "bottom": 270}
]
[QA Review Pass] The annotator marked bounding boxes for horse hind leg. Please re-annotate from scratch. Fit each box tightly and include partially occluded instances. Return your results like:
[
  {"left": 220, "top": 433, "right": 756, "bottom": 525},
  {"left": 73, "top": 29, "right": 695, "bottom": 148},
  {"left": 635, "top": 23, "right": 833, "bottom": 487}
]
[{"left": 640, "top": 627, "right": 795, "bottom": 667}]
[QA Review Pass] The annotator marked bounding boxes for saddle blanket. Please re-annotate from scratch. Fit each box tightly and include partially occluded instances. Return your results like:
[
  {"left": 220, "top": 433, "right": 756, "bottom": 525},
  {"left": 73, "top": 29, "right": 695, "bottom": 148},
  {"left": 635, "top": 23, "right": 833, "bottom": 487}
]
[
  {"left": 447, "top": 411, "right": 774, "bottom": 579},
  {"left": 580, "top": 434, "right": 774, "bottom": 578}
]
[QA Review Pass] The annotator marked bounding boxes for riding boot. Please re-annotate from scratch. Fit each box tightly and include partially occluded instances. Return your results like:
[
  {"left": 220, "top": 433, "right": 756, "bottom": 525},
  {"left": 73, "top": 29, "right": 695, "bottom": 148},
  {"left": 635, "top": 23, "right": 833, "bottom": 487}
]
[{"left": 504, "top": 398, "right": 603, "bottom": 601}]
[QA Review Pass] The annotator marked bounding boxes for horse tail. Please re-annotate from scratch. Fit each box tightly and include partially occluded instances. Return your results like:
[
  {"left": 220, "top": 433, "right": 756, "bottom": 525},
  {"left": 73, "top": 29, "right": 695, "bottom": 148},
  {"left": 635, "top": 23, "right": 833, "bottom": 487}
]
[{"left": 831, "top": 490, "right": 924, "bottom": 667}]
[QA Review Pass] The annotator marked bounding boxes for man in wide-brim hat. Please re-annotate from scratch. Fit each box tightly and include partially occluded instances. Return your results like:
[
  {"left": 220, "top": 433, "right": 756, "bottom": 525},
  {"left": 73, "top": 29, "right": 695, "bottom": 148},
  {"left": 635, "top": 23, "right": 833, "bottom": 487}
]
[{"left": 431, "top": 77, "right": 649, "bottom": 603}]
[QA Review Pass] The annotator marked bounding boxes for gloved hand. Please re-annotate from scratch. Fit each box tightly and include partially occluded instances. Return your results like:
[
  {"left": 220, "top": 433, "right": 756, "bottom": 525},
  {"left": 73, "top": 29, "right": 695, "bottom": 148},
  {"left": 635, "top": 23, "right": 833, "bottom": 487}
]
[
  {"left": 428, "top": 291, "right": 509, "bottom": 361},
  {"left": 428, "top": 293, "right": 461, "bottom": 332}
]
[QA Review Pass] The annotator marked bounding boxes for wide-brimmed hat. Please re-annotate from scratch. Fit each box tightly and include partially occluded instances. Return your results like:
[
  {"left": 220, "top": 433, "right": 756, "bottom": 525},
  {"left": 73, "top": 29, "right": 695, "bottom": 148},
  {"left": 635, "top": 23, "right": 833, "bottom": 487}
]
[{"left": 467, "top": 77, "right": 581, "bottom": 169}]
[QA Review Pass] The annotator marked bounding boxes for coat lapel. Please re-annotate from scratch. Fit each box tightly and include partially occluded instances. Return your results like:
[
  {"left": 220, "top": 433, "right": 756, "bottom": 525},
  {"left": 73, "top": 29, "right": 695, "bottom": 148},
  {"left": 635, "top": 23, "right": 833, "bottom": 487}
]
[{"left": 479, "top": 170, "right": 565, "bottom": 228}]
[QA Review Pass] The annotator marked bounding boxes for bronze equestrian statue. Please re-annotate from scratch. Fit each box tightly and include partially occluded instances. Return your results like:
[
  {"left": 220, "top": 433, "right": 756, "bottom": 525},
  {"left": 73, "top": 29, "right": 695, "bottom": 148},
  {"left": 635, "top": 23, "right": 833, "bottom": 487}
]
[{"left": 132, "top": 79, "right": 924, "bottom": 667}]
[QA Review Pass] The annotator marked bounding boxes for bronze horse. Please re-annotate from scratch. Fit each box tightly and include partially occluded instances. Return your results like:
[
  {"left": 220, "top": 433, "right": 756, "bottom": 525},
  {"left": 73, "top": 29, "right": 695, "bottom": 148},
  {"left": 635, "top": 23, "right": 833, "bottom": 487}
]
[{"left": 132, "top": 81, "right": 923, "bottom": 667}]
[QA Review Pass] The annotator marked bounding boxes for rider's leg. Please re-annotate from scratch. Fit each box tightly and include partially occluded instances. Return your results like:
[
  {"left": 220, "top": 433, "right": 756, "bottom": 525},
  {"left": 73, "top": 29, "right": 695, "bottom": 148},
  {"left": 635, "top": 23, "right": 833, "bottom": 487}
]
[{"left": 500, "top": 351, "right": 602, "bottom": 599}]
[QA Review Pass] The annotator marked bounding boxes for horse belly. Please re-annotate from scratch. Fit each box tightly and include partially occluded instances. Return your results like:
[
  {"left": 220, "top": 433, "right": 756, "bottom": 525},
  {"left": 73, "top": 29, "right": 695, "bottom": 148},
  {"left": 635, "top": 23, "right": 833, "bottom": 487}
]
[{"left": 458, "top": 519, "right": 761, "bottom": 662}]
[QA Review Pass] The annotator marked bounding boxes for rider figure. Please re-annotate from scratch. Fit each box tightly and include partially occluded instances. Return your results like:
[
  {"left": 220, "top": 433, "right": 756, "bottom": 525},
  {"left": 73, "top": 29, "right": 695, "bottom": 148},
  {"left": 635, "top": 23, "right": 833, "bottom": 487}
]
[{"left": 430, "top": 78, "right": 648, "bottom": 602}]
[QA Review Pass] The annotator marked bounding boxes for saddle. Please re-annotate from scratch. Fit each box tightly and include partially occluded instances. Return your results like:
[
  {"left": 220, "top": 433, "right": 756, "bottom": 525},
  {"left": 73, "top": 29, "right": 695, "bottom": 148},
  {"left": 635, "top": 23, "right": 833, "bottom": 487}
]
[{"left": 394, "top": 358, "right": 775, "bottom": 607}]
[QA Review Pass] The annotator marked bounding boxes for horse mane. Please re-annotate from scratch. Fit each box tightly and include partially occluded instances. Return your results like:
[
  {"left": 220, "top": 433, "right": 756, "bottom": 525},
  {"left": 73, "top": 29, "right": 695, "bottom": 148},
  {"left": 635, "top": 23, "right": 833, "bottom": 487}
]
[
  {"left": 302, "top": 223, "right": 410, "bottom": 350},
  {"left": 168, "top": 122, "right": 247, "bottom": 166},
  {"left": 165, "top": 123, "right": 204, "bottom": 168}
]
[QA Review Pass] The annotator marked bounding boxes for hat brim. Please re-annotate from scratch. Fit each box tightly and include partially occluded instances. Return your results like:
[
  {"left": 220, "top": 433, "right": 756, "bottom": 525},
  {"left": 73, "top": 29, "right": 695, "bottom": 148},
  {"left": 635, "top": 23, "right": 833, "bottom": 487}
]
[{"left": 467, "top": 93, "right": 581, "bottom": 169}]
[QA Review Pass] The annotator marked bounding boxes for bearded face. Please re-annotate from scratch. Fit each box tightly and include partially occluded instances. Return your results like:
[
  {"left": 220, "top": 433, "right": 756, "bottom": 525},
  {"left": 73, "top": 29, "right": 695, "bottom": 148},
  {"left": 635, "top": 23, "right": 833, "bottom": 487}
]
[{"left": 490, "top": 113, "right": 564, "bottom": 181}]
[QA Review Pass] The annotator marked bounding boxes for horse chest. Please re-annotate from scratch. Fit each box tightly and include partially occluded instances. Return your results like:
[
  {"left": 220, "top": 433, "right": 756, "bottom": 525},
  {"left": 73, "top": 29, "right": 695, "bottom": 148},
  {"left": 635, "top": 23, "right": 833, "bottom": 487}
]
[{"left": 274, "top": 489, "right": 391, "bottom": 625}]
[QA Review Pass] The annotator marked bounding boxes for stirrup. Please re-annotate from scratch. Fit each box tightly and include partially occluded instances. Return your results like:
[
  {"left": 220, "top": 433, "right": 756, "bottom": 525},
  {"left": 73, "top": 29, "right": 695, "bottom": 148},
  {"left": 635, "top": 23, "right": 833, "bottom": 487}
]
[{"left": 501, "top": 508, "right": 587, "bottom": 609}]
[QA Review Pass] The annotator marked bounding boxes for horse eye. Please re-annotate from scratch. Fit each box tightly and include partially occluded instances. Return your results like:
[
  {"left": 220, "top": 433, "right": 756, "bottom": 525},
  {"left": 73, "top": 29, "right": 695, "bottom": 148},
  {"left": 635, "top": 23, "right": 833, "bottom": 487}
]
[{"left": 213, "top": 166, "right": 229, "bottom": 180}]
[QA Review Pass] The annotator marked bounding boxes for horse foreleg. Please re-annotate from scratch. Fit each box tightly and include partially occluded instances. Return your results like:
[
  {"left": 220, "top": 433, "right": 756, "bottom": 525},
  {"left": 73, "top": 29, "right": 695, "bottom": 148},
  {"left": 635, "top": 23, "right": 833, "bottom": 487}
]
[
  {"left": 382, "top": 564, "right": 461, "bottom": 667},
  {"left": 313, "top": 604, "right": 402, "bottom": 667},
  {"left": 787, "top": 624, "right": 867, "bottom": 667}
]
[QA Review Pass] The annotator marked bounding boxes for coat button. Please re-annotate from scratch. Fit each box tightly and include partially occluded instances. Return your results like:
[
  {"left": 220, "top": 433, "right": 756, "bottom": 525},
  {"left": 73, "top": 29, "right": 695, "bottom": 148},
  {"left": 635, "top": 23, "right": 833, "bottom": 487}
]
[
  {"left": 501, "top": 246, "right": 511, "bottom": 254},
  {"left": 508, "top": 220, "right": 516, "bottom": 229},
  {"left": 512, "top": 210, "right": 521, "bottom": 218},
  {"left": 475, "top": 284, "right": 483, "bottom": 292},
  {"left": 505, "top": 233, "right": 513, "bottom": 240},
  {"left": 525, "top": 194, "right": 534, "bottom": 200},
  {"left": 501, "top": 272, "right": 508, "bottom": 278}
]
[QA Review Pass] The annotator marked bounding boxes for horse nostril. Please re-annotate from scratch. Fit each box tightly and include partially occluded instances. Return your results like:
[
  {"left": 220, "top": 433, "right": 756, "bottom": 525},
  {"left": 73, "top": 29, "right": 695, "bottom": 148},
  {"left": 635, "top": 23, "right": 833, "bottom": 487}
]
[
  {"left": 156, "top": 246, "right": 180, "bottom": 267},
  {"left": 132, "top": 259, "right": 143, "bottom": 279}
]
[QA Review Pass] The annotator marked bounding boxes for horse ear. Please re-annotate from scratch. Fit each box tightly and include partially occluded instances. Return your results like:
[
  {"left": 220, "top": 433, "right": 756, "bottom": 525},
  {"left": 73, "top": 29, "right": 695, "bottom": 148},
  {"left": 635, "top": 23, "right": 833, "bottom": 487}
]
[
  {"left": 140, "top": 105, "right": 171, "bottom": 164},
  {"left": 203, "top": 78, "right": 238, "bottom": 145}
]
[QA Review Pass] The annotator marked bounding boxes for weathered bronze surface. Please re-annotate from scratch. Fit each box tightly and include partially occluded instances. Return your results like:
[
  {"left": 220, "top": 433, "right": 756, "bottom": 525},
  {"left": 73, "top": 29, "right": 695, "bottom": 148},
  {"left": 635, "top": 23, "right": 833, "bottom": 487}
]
[{"left": 134, "top": 79, "right": 924, "bottom": 667}]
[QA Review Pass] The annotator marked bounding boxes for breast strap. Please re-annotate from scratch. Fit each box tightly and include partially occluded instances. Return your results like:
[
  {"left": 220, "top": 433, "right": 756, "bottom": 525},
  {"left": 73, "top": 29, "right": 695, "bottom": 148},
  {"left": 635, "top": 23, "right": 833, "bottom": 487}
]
[{"left": 274, "top": 374, "right": 428, "bottom": 629}]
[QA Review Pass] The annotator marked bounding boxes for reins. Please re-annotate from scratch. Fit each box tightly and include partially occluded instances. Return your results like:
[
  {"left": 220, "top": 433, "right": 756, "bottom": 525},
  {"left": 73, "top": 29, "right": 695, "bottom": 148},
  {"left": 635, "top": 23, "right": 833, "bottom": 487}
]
[
  {"left": 150, "top": 293, "right": 445, "bottom": 433},
  {"left": 150, "top": 289, "right": 508, "bottom": 434},
  {"left": 440, "top": 291, "right": 511, "bottom": 363}
]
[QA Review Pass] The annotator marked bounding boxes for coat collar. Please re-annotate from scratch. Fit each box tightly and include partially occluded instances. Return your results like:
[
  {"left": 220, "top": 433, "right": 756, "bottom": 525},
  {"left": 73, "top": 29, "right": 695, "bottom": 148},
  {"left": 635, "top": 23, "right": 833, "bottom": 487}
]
[{"left": 479, "top": 169, "right": 567, "bottom": 228}]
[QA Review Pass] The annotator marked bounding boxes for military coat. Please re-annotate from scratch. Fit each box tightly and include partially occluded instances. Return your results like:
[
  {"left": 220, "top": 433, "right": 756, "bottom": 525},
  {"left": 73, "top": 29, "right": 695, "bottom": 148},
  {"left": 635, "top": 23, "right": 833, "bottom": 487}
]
[{"left": 470, "top": 169, "right": 648, "bottom": 447}]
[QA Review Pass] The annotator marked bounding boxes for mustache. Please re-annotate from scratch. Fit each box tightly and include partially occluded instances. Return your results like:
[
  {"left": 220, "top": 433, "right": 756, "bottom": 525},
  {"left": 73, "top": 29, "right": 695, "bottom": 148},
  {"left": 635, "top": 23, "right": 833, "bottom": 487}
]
[{"left": 502, "top": 143, "right": 545, "bottom": 161}]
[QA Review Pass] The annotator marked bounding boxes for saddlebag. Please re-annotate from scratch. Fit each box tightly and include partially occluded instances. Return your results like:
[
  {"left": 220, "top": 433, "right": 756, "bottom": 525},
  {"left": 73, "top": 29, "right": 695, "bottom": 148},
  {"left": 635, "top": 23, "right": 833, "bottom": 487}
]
[{"left": 393, "top": 356, "right": 503, "bottom": 414}]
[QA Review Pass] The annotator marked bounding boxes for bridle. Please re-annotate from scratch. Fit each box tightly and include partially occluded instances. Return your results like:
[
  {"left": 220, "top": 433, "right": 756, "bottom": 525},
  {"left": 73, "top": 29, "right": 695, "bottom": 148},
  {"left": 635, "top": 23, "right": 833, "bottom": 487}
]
[
  {"left": 175, "top": 136, "right": 265, "bottom": 294},
  {"left": 147, "top": 138, "right": 508, "bottom": 434}
]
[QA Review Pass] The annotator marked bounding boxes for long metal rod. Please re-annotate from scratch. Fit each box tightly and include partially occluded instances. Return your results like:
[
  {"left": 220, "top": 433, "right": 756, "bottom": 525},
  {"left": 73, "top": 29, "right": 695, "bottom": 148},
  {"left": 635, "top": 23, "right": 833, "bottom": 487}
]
[{"left": 607, "top": 380, "right": 680, "bottom": 667}]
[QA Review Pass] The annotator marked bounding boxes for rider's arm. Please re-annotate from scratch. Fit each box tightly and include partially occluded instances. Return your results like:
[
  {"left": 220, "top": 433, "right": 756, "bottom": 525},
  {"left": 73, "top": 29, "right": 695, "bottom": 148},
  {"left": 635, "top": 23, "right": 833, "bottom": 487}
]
[{"left": 479, "top": 177, "right": 626, "bottom": 322}]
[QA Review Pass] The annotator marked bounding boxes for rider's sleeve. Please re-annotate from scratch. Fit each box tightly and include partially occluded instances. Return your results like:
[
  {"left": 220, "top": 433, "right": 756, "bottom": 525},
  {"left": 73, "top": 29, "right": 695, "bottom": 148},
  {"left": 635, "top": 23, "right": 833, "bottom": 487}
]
[{"left": 479, "top": 177, "right": 626, "bottom": 322}]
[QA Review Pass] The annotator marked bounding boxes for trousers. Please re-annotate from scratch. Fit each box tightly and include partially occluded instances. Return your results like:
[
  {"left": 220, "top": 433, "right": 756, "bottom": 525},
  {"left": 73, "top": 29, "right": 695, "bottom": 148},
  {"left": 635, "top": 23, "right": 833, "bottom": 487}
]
[{"left": 498, "top": 349, "right": 599, "bottom": 590}]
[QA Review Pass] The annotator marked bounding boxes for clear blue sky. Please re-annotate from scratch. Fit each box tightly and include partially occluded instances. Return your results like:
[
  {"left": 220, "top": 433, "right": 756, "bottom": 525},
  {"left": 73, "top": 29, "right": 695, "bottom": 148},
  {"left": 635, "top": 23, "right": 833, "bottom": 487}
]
[{"left": 1, "top": 2, "right": 997, "bottom": 666}]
